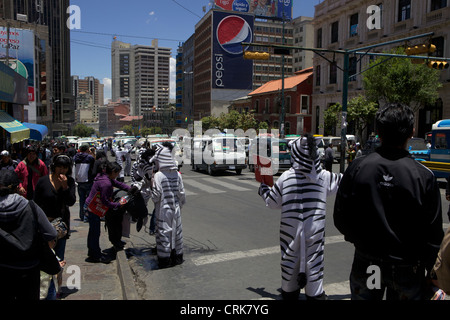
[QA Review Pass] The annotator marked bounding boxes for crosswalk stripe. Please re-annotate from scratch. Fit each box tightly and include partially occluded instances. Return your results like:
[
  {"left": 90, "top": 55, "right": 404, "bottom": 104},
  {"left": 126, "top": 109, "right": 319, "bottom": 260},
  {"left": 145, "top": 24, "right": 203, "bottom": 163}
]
[
  {"left": 183, "top": 179, "right": 226, "bottom": 194},
  {"left": 222, "top": 176, "right": 260, "bottom": 188},
  {"left": 200, "top": 177, "right": 251, "bottom": 192},
  {"left": 192, "top": 235, "right": 346, "bottom": 266}
]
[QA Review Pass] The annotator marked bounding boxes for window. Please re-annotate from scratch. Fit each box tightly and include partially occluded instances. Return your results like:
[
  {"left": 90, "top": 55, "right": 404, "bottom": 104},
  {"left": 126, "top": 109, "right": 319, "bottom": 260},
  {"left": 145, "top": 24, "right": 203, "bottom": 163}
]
[
  {"left": 350, "top": 13, "right": 358, "bottom": 37},
  {"left": 349, "top": 57, "right": 357, "bottom": 81},
  {"left": 301, "top": 95, "right": 309, "bottom": 114},
  {"left": 435, "top": 133, "right": 447, "bottom": 149},
  {"left": 431, "top": 0, "right": 447, "bottom": 11},
  {"left": 255, "top": 100, "right": 259, "bottom": 113},
  {"left": 317, "top": 28, "right": 322, "bottom": 48},
  {"left": 286, "top": 96, "right": 292, "bottom": 114},
  {"left": 398, "top": 0, "right": 411, "bottom": 22},
  {"left": 316, "top": 65, "right": 321, "bottom": 86},
  {"left": 329, "top": 62, "right": 337, "bottom": 84},
  {"left": 331, "top": 22, "right": 339, "bottom": 43},
  {"left": 432, "top": 37, "right": 445, "bottom": 57},
  {"left": 265, "top": 98, "right": 270, "bottom": 114}
]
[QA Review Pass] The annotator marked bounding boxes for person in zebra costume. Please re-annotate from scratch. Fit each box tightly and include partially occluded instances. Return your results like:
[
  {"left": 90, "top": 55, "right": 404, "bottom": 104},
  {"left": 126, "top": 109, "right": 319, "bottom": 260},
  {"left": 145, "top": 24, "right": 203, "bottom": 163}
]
[
  {"left": 131, "top": 146, "right": 156, "bottom": 233},
  {"left": 259, "top": 133, "right": 343, "bottom": 300},
  {"left": 150, "top": 142, "right": 186, "bottom": 269}
]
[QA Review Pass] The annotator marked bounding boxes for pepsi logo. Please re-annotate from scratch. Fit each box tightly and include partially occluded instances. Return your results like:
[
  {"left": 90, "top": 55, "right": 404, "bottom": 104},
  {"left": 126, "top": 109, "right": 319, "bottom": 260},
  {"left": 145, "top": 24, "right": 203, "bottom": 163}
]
[{"left": 216, "top": 15, "right": 252, "bottom": 55}]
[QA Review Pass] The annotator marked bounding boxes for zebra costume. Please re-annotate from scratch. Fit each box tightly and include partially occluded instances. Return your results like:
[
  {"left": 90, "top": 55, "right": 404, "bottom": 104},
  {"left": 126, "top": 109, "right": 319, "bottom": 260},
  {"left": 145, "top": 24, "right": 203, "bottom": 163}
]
[
  {"left": 151, "top": 144, "right": 186, "bottom": 268},
  {"left": 258, "top": 135, "right": 342, "bottom": 299},
  {"left": 131, "top": 147, "right": 155, "bottom": 205}
]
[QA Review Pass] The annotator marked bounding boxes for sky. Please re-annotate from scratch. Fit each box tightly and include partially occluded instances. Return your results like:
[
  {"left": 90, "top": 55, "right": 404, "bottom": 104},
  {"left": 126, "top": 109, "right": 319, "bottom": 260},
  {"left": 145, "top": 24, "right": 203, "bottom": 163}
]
[{"left": 69, "top": 0, "right": 320, "bottom": 103}]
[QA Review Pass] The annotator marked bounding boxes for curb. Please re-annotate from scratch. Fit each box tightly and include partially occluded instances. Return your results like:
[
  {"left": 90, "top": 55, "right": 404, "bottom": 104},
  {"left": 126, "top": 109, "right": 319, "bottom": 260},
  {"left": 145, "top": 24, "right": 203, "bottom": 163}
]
[{"left": 117, "top": 249, "right": 140, "bottom": 300}]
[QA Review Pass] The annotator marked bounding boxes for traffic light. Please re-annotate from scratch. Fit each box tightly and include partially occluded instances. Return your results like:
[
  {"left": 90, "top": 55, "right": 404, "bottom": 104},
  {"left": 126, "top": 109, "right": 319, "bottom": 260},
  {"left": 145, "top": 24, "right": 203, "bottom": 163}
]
[
  {"left": 427, "top": 61, "right": 449, "bottom": 70},
  {"left": 243, "top": 51, "right": 270, "bottom": 60},
  {"left": 405, "top": 44, "right": 436, "bottom": 55}
]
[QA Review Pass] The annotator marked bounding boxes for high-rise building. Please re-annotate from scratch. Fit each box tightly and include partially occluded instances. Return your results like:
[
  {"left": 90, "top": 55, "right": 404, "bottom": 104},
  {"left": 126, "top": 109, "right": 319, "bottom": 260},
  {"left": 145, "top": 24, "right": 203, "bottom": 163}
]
[
  {"left": 72, "top": 76, "right": 104, "bottom": 107},
  {"left": 1, "top": 0, "right": 74, "bottom": 137},
  {"left": 111, "top": 39, "right": 171, "bottom": 128}
]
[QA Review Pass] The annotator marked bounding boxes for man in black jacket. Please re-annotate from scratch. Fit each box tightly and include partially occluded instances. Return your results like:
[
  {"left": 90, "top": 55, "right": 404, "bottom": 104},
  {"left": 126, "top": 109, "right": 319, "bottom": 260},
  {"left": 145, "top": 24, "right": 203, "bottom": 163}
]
[{"left": 334, "top": 103, "right": 444, "bottom": 300}]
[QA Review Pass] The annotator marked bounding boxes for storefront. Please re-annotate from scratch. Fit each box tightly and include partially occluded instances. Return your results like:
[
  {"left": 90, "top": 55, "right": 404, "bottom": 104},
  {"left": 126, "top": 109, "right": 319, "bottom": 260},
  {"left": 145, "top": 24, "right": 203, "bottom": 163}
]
[{"left": 0, "top": 61, "right": 30, "bottom": 149}]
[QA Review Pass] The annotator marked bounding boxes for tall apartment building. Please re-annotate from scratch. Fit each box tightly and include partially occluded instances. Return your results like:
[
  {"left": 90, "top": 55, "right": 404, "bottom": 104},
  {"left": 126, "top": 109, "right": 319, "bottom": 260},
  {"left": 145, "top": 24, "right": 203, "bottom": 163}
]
[
  {"left": 111, "top": 39, "right": 171, "bottom": 128},
  {"left": 312, "top": 0, "right": 450, "bottom": 138},
  {"left": 252, "top": 17, "right": 294, "bottom": 89},
  {"left": 72, "top": 76, "right": 104, "bottom": 106},
  {"left": 1, "top": 0, "right": 73, "bottom": 136},
  {"left": 292, "top": 16, "right": 314, "bottom": 72}
]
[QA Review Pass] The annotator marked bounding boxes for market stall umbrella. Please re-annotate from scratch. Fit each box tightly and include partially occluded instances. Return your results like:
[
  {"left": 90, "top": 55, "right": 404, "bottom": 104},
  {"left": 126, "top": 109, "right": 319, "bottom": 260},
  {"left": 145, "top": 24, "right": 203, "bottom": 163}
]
[{"left": 0, "top": 111, "right": 30, "bottom": 143}]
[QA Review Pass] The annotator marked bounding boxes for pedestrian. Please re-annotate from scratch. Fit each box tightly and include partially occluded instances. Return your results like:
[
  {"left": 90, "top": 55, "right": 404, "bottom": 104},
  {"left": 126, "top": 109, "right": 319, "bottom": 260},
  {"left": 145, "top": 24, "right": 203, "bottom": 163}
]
[
  {"left": 92, "top": 149, "right": 108, "bottom": 177},
  {"left": 333, "top": 103, "right": 444, "bottom": 300},
  {"left": 355, "top": 142, "right": 363, "bottom": 159},
  {"left": 0, "top": 170, "right": 57, "bottom": 300},
  {"left": 114, "top": 144, "right": 126, "bottom": 182},
  {"left": 123, "top": 142, "right": 132, "bottom": 177},
  {"left": 73, "top": 145, "right": 95, "bottom": 222},
  {"left": 15, "top": 145, "right": 48, "bottom": 200},
  {"left": 431, "top": 227, "right": 450, "bottom": 295},
  {"left": 84, "top": 161, "right": 130, "bottom": 263},
  {"left": 34, "top": 154, "right": 76, "bottom": 299},
  {"left": 151, "top": 142, "right": 186, "bottom": 269},
  {"left": 0, "top": 150, "right": 18, "bottom": 171},
  {"left": 323, "top": 143, "right": 334, "bottom": 172},
  {"left": 347, "top": 144, "right": 356, "bottom": 164},
  {"left": 258, "top": 134, "right": 343, "bottom": 300}
]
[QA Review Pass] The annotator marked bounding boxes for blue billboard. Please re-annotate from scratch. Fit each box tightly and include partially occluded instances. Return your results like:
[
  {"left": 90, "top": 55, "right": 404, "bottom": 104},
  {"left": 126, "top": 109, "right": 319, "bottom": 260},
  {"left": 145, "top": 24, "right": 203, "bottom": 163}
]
[
  {"left": 214, "top": 0, "right": 293, "bottom": 20},
  {"left": 212, "top": 11, "right": 254, "bottom": 90}
]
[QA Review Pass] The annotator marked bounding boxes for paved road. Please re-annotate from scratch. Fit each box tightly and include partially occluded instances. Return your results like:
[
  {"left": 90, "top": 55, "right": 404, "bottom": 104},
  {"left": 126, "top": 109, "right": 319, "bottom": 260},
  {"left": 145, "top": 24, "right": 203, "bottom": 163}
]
[{"left": 123, "top": 163, "right": 450, "bottom": 300}]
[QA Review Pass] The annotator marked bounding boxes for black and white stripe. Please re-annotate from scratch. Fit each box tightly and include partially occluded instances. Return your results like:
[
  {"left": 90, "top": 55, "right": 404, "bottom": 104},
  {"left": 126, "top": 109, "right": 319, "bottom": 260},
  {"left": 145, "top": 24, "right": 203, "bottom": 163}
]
[
  {"left": 259, "top": 136, "right": 342, "bottom": 297},
  {"left": 151, "top": 145, "right": 186, "bottom": 262}
]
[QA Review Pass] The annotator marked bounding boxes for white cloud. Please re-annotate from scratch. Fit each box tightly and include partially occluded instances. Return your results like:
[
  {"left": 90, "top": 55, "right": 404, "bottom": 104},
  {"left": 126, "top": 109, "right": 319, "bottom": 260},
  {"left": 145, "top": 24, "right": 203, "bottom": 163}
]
[
  {"left": 102, "top": 77, "right": 112, "bottom": 104},
  {"left": 170, "top": 57, "right": 176, "bottom": 100},
  {"left": 149, "top": 11, "right": 155, "bottom": 16}
]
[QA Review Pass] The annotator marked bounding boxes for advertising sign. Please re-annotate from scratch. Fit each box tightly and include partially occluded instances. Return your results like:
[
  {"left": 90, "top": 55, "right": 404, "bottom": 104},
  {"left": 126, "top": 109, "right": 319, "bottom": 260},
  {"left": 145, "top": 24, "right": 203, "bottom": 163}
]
[
  {"left": 214, "top": 0, "right": 293, "bottom": 20},
  {"left": 213, "top": 11, "right": 254, "bottom": 90},
  {"left": 0, "top": 27, "right": 35, "bottom": 102}
]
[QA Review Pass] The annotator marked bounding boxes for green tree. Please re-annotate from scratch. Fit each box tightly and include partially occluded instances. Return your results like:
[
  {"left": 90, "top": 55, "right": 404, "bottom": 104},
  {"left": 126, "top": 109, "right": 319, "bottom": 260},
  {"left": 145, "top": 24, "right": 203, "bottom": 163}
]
[
  {"left": 73, "top": 123, "right": 95, "bottom": 137},
  {"left": 347, "top": 95, "right": 378, "bottom": 144},
  {"left": 323, "top": 103, "right": 342, "bottom": 136},
  {"left": 363, "top": 48, "right": 442, "bottom": 111}
]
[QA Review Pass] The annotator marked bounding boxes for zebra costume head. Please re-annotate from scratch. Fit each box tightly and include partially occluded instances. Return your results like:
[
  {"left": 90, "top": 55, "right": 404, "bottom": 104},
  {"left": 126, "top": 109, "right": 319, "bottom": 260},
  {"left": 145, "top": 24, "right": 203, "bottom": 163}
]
[
  {"left": 150, "top": 143, "right": 178, "bottom": 171},
  {"left": 288, "top": 134, "right": 322, "bottom": 176}
]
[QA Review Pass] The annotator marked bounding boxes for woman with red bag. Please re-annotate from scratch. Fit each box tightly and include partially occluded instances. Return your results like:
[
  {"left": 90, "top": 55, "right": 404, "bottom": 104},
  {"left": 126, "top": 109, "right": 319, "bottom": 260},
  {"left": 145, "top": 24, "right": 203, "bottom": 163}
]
[{"left": 84, "top": 161, "right": 130, "bottom": 263}]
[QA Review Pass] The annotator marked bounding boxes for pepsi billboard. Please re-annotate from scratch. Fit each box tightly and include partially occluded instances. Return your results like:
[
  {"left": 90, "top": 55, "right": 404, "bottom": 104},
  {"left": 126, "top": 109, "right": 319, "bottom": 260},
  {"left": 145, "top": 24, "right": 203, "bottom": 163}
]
[
  {"left": 214, "top": 0, "right": 293, "bottom": 20},
  {"left": 213, "top": 11, "right": 254, "bottom": 90}
]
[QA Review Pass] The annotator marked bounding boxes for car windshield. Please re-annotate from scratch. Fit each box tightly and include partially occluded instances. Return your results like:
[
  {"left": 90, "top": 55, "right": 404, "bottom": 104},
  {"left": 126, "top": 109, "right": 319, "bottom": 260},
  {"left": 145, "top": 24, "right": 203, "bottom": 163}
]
[
  {"left": 408, "top": 139, "right": 427, "bottom": 150},
  {"left": 213, "top": 138, "right": 242, "bottom": 152}
]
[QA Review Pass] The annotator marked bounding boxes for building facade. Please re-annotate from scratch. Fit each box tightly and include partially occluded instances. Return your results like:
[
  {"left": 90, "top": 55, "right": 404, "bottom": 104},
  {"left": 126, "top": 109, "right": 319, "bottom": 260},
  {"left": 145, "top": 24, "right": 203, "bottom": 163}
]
[
  {"left": 1, "top": 0, "right": 75, "bottom": 137},
  {"left": 111, "top": 39, "right": 171, "bottom": 129},
  {"left": 312, "top": 0, "right": 450, "bottom": 138},
  {"left": 248, "top": 68, "right": 314, "bottom": 135}
]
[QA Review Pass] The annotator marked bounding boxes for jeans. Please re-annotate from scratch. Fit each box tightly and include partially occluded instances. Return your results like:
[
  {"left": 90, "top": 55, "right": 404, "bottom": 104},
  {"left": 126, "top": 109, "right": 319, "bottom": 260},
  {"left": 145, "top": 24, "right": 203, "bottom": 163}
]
[
  {"left": 87, "top": 211, "right": 102, "bottom": 258},
  {"left": 349, "top": 249, "right": 425, "bottom": 300},
  {"left": 77, "top": 182, "right": 93, "bottom": 220}
]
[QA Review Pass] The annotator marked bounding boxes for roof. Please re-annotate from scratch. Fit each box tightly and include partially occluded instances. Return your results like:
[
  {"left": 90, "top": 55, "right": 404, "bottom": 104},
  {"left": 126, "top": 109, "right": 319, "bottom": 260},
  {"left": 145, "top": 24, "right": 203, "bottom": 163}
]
[
  {"left": 249, "top": 67, "right": 313, "bottom": 96},
  {"left": 120, "top": 115, "right": 143, "bottom": 122}
]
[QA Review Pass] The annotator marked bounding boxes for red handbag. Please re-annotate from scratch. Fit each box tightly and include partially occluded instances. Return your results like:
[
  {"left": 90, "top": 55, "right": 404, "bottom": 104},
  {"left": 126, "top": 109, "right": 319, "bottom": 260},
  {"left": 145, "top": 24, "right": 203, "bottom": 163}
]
[{"left": 88, "top": 192, "right": 109, "bottom": 218}]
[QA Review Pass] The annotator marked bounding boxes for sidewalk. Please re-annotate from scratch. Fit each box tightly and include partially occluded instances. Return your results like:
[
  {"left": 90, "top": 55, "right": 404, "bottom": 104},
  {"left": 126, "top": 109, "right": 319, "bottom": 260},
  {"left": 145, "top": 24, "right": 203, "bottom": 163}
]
[{"left": 58, "top": 201, "right": 139, "bottom": 300}]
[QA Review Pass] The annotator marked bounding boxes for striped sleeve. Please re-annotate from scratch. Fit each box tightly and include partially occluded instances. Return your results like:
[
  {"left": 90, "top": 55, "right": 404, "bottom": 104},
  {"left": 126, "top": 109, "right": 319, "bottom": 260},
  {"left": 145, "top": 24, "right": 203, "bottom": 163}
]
[{"left": 258, "top": 179, "right": 283, "bottom": 210}]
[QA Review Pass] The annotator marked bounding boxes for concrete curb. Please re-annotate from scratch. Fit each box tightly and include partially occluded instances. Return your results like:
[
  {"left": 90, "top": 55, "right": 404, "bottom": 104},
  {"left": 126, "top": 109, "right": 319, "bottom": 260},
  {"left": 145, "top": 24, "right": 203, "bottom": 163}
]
[{"left": 117, "top": 250, "right": 140, "bottom": 300}]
